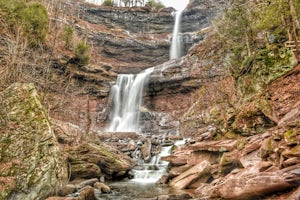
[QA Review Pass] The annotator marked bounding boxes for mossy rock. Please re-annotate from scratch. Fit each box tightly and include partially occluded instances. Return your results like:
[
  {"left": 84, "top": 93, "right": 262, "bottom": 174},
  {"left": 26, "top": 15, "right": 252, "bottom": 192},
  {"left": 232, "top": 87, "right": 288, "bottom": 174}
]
[
  {"left": 0, "top": 83, "right": 67, "bottom": 200},
  {"left": 232, "top": 102, "right": 276, "bottom": 135},
  {"left": 237, "top": 46, "right": 297, "bottom": 99},
  {"left": 284, "top": 129, "right": 300, "bottom": 145},
  {"left": 68, "top": 142, "right": 135, "bottom": 178},
  {"left": 70, "top": 163, "right": 102, "bottom": 180}
]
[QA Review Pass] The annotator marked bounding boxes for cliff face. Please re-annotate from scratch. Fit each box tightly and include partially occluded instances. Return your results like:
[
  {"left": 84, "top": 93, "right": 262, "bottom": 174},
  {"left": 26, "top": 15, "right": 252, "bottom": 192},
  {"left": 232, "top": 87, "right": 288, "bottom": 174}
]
[{"left": 72, "top": 0, "right": 226, "bottom": 74}]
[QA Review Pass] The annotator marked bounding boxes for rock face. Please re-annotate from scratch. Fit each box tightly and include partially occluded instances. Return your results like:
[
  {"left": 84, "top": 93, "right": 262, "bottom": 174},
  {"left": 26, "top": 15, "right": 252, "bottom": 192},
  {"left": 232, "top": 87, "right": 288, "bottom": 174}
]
[
  {"left": 66, "top": 0, "right": 227, "bottom": 74},
  {"left": 0, "top": 83, "right": 68, "bottom": 200}
]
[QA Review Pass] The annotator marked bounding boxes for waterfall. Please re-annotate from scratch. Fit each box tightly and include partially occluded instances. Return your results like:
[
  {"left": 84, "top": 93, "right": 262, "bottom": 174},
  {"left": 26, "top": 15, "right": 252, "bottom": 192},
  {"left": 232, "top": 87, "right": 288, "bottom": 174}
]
[
  {"left": 170, "top": 9, "right": 183, "bottom": 60},
  {"left": 107, "top": 68, "right": 153, "bottom": 132}
]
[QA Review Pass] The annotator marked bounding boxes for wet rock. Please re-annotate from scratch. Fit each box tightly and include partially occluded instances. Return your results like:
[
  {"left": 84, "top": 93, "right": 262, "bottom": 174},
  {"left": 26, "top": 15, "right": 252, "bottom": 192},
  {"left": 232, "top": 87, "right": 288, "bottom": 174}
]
[
  {"left": 156, "top": 193, "right": 193, "bottom": 200},
  {"left": 70, "top": 163, "right": 102, "bottom": 180},
  {"left": 141, "top": 138, "right": 152, "bottom": 162},
  {"left": 94, "top": 182, "right": 111, "bottom": 193},
  {"left": 0, "top": 83, "right": 67, "bottom": 200},
  {"left": 157, "top": 174, "right": 170, "bottom": 185},
  {"left": 78, "top": 186, "right": 96, "bottom": 200},
  {"left": 169, "top": 160, "right": 211, "bottom": 189},
  {"left": 127, "top": 139, "right": 137, "bottom": 151}
]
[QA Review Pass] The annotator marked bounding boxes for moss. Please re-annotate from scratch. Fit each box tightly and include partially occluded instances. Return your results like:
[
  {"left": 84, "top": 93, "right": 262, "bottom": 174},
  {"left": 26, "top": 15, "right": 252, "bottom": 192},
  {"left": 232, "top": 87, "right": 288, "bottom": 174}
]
[
  {"left": 236, "top": 138, "right": 247, "bottom": 150},
  {"left": 224, "top": 131, "right": 239, "bottom": 139},
  {"left": 284, "top": 129, "right": 300, "bottom": 144}
]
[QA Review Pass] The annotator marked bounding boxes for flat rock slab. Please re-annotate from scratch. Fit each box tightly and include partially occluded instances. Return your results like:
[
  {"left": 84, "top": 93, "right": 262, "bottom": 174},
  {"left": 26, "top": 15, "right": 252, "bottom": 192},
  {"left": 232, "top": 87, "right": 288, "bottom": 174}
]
[
  {"left": 218, "top": 164, "right": 300, "bottom": 199},
  {"left": 184, "top": 140, "right": 237, "bottom": 152},
  {"left": 170, "top": 160, "right": 211, "bottom": 189}
]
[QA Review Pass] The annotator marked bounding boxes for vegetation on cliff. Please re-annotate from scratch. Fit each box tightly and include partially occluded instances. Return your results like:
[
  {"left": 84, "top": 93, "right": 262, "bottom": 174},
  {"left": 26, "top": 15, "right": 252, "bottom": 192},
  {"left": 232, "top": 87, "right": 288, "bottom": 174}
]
[{"left": 215, "top": 0, "right": 299, "bottom": 98}]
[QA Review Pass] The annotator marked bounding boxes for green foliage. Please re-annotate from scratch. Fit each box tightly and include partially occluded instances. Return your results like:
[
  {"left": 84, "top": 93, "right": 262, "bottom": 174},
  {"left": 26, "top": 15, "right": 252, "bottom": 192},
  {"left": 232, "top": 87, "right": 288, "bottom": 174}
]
[
  {"left": 74, "top": 41, "right": 90, "bottom": 67},
  {"left": 102, "top": 0, "right": 114, "bottom": 6},
  {"left": 146, "top": 0, "right": 165, "bottom": 11},
  {"left": 215, "top": 0, "right": 299, "bottom": 98},
  {"left": 62, "top": 25, "right": 74, "bottom": 48},
  {"left": 0, "top": 0, "right": 49, "bottom": 46}
]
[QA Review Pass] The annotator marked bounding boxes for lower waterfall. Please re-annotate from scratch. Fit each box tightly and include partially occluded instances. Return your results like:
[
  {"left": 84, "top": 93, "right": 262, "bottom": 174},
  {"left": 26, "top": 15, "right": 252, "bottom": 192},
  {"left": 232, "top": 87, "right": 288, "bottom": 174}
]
[{"left": 107, "top": 68, "right": 153, "bottom": 133}]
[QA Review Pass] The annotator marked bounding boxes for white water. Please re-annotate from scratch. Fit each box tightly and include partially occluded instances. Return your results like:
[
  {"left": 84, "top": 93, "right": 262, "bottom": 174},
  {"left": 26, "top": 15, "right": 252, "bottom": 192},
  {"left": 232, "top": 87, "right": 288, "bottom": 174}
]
[
  {"left": 131, "top": 145, "right": 172, "bottom": 183},
  {"left": 170, "top": 10, "right": 183, "bottom": 59},
  {"left": 107, "top": 68, "right": 153, "bottom": 132}
]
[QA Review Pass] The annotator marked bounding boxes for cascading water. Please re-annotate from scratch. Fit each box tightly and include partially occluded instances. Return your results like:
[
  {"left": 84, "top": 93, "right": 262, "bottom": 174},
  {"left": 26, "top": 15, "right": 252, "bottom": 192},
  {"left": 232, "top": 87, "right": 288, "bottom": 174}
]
[
  {"left": 170, "top": 9, "right": 184, "bottom": 59},
  {"left": 131, "top": 145, "right": 172, "bottom": 183},
  {"left": 107, "top": 68, "right": 153, "bottom": 132}
]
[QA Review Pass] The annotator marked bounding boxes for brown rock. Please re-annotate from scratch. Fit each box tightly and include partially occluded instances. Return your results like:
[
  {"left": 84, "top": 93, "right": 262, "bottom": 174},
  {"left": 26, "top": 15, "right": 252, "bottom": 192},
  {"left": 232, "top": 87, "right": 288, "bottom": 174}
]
[
  {"left": 156, "top": 193, "right": 193, "bottom": 200},
  {"left": 187, "top": 150, "right": 219, "bottom": 166},
  {"left": 283, "top": 146, "right": 300, "bottom": 158},
  {"left": 218, "top": 171, "right": 293, "bottom": 199},
  {"left": 169, "top": 164, "right": 192, "bottom": 177},
  {"left": 161, "top": 150, "right": 191, "bottom": 166},
  {"left": 98, "top": 132, "right": 139, "bottom": 141},
  {"left": 283, "top": 157, "right": 300, "bottom": 168},
  {"left": 94, "top": 182, "right": 111, "bottom": 193},
  {"left": 239, "top": 150, "right": 261, "bottom": 168},
  {"left": 68, "top": 142, "right": 135, "bottom": 177},
  {"left": 288, "top": 186, "right": 300, "bottom": 200},
  {"left": 169, "top": 161, "right": 211, "bottom": 189},
  {"left": 278, "top": 106, "right": 300, "bottom": 127},
  {"left": 141, "top": 138, "right": 152, "bottom": 162},
  {"left": 184, "top": 140, "right": 237, "bottom": 152},
  {"left": 58, "top": 184, "right": 77, "bottom": 196},
  {"left": 70, "top": 163, "right": 102, "bottom": 180},
  {"left": 188, "top": 174, "right": 211, "bottom": 189},
  {"left": 79, "top": 186, "right": 96, "bottom": 200}
]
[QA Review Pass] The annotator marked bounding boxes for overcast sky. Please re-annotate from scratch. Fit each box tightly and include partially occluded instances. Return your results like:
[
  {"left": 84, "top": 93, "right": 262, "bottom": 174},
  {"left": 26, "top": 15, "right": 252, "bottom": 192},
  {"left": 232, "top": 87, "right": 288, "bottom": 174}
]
[{"left": 160, "top": 0, "right": 189, "bottom": 10}]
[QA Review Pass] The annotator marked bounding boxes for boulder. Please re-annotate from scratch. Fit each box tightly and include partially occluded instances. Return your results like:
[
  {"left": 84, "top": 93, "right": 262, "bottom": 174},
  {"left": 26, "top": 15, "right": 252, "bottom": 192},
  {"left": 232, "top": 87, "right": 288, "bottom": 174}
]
[
  {"left": 94, "top": 182, "right": 111, "bottom": 193},
  {"left": 70, "top": 163, "right": 102, "bottom": 180},
  {"left": 0, "top": 83, "right": 67, "bottom": 200},
  {"left": 78, "top": 186, "right": 96, "bottom": 200},
  {"left": 68, "top": 142, "right": 135, "bottom": 178},
  {"left": 141, "top": 138, "right": 152, "bottom": 162},
  {"left": 169, "top": 161, "right": 211, "bottom": 189}
]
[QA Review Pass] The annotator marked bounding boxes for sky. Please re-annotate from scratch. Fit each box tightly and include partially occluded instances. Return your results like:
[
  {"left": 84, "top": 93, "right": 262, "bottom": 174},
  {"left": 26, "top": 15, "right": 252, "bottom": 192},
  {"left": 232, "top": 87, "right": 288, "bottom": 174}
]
[{"left": 160, "top": 0, "right": 189, "bottom": 10}]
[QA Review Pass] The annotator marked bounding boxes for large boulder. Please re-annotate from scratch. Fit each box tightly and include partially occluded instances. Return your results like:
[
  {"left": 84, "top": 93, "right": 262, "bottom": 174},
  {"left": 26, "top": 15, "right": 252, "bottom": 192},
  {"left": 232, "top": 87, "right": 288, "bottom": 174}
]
[
  {"left": 68, "top": 141, "right": 135, "bottom": 179},
  {"left": 0, "top": 83, "right": 68, "bottom": 200}
]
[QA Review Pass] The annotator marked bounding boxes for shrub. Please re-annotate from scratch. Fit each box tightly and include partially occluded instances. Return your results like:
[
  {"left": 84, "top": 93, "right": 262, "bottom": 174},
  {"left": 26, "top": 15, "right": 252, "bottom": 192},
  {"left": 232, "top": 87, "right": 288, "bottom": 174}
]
[
  {"left": 74, "top": 41, "right": 90, "bottom": 67},
  {"left": 146, "top": 0, "right": 165, "bottom": 11},
  {"left": 102, "top": 0, "right": 114, "bottom": 6},
  {"left": 62, "top": 25, "right": 74, "bottom": 49},
  {"left": 0, "top": 0, "right": 49, "bottom": 46}
]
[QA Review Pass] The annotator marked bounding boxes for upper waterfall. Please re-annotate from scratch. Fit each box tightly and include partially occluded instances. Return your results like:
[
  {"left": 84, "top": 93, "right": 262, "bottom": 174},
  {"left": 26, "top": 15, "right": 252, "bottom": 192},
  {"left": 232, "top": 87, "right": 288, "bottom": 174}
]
[
  {"left": 170, "top": 10, "right": 183, "bottom": 59},
  {"left": 107, "top": 68, "right": 153, "bottom": 132}
]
